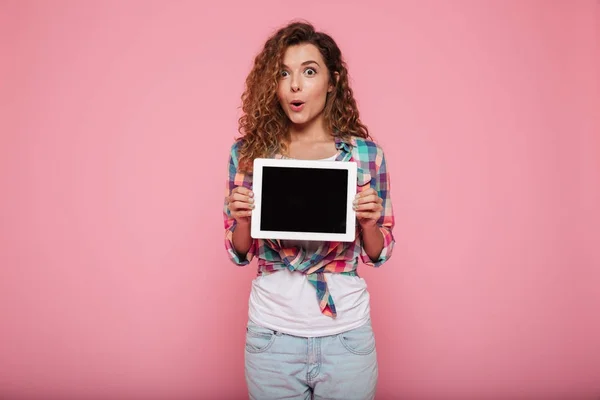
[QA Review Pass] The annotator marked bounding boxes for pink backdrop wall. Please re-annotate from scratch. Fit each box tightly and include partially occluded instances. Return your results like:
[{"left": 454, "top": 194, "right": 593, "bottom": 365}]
[{"left": 1, "top": 1, "right": 598, "bottom": 399}]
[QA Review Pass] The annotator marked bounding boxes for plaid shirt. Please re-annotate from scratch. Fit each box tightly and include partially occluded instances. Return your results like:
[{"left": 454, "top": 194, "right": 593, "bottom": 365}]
[{"left": 223, "top": 136, "right": 395, "bottom": 317}]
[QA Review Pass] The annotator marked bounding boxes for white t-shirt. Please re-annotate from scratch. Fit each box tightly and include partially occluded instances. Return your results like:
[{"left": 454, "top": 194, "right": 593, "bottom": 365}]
[{"left": 247, "top": 153, "right": 371, "bottom": 337}]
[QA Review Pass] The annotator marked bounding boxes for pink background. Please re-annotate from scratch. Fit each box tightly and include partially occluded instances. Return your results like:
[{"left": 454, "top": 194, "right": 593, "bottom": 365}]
[{"left": 1, "top": 1, "right": 599, "bottom": 399}]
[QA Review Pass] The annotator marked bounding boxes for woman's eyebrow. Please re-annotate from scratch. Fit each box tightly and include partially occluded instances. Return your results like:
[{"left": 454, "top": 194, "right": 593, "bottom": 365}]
[{"left": 282, "top": 60, "right": 321, "bottom": 68}]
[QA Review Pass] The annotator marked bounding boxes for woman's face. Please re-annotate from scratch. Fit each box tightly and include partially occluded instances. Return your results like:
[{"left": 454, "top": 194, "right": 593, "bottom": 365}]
[{"left": 277, "top": 43, "right": 334, "bottom": 129}]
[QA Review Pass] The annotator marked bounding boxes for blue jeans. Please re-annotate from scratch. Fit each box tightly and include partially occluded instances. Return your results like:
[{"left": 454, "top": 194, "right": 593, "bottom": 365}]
[{"left": 244, "top": 319, "right": 378, "bottom": 400}]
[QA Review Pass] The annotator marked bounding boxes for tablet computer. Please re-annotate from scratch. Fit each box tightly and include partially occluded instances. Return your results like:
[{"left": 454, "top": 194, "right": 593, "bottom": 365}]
[{"left": 250, "top": 158, "right": 357, "bottom": 242}]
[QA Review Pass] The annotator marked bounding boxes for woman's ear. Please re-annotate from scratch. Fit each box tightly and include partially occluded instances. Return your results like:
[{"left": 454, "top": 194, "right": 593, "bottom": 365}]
[{"left": 328, "top": 71, "right": 340, "bottom": 93}]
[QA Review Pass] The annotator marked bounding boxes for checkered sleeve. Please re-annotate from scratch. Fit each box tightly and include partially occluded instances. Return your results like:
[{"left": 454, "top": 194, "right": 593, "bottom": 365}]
[
  {"left": 360, "top": 144, "right": 395, "bottom": 267},
  {"left": 223, "top": 142, "right": 256, "bottom": 265}
]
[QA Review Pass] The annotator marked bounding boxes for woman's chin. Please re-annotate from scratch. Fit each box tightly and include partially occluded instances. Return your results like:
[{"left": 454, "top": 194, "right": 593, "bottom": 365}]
[{"left": 288, "top": 115, "right": 311, "bottom": 126}]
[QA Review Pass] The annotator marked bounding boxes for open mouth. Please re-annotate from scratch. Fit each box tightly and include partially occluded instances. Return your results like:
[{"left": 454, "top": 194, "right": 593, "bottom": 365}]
[{"left": 291, "top": 101, "right": 304, "bottom": 107}]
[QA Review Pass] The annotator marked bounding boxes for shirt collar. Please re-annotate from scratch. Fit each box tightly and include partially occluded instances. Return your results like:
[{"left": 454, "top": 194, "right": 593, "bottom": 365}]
[
  {"left": 273, "top": 136, "right": 353, "bottom": 159},
  {"left": 334, "top": 136, "right": 353, "bottom": 153}
]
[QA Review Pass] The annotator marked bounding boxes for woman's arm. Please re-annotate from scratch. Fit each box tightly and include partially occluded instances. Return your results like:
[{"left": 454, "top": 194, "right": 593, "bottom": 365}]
[
  {"left": 354, "top": 145, "right": 395, "bottom": 266},
  {"left": 223, "top": 144, "right": 257, "bottom": 265},
  {"left": 360, "top": 222, "right": 385, "bottom": 262},
  {"left": 229, "top": 187, "right": 254, "bottom": 257}
]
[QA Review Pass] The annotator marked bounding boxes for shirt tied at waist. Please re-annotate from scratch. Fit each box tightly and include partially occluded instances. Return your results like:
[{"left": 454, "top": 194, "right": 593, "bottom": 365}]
[{"left": 258, "top": 240, "right": 359, "bottom": 318}]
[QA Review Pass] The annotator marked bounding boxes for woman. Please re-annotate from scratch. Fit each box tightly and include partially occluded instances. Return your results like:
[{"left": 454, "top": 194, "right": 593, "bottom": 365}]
[{"left": 223, "top": 21, "right": 395, "bottom": 400}]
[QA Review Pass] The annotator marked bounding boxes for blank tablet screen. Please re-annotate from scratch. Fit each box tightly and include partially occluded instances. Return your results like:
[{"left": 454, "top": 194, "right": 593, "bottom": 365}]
[{"left": 260, "top": 166, "right": 348, "bottom": 233}]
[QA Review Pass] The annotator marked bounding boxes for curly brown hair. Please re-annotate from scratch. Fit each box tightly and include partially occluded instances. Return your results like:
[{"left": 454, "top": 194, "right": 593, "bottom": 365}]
[{"left": 236, "top": 20, "right": 371, "bottom": 172}]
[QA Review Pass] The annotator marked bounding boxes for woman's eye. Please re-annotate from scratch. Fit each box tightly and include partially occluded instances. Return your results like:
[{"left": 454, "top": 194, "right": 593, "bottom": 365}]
[
  {"left": 305, "top": 68, "right": 316, "bottom": 76},
  {"left": 280, "top": 70, "right": 289, "bottom": 78}
]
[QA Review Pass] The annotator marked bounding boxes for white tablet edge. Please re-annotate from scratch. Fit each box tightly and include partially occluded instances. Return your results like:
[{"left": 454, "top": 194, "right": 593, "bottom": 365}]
[{"left": 250, "top": 158, "right": 357, "bottom": 242}]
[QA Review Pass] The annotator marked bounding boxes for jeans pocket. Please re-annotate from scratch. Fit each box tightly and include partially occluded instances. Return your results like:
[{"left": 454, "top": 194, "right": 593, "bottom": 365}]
[
  {"left": 245, "top": 321, "right": 276, "bottom": 354},
  {"left": 338, "top": 320, "right": 376, "bottom": 356}
]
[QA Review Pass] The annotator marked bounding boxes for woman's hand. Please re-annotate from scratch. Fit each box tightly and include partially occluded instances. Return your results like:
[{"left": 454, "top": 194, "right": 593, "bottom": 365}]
[
  {"left": 227, "top": 186, "right": 254, "bottom": 225},
  {"left": 353, "top": 188, "right": 383, "bottom": 229}
]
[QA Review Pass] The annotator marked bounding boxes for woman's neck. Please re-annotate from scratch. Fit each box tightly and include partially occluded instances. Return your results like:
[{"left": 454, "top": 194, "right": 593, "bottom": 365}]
[{"left": 288, "top": 117, "right": 331, "bottom": 143}]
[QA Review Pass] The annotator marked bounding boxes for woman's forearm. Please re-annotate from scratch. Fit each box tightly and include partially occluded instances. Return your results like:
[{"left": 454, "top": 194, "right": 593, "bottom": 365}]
[
  {"left": 361, "top": 225, "right": 384, "bottom": 262},
  {"left": 232, "top": 221, "right": 253, "bottom": 259}
]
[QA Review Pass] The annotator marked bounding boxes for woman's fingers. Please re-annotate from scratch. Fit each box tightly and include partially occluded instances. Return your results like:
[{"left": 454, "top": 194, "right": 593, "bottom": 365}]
[
  {"left": 228, "top": 187, "right": 254, "bottom": 209},
  {"left": 229, "top": 192, "right": 254, "bottom": 207},
  {"left": 228, "top": 187, "right": 255, "bottom": 221},
  {"left": 354, "top": 189, "right": 382, "bottom": 223},
  {"left": 354, "top": 189, "right": 382, "bottom": 206},
  {"left": 233, "top": 210, "right": 253, "bottom": 218},
  {"left": 230, "top": 200, "right": 254, "bottom": 211},
  {"left": 356, "top": 211, "right": 381, "bottom": 220},
  {"left": 353, "top": 202, "right": 383, "bottom": 212},
  {"left": 232, "top": 186, "right": 253, "bottom": 197},
  {"left": 355, "top": 188, "right": 377, "bottom": 197},
  {"left": 353, "top": 189, "right": 383, "bottom": 213},
  {"left": 230, "top": 206, "right": 252, "bottom": 220},
  {"left": 354, "top": 194, "right": 382, "bottom": 205},
  {"left": 228, "top": 187, "right": 252, "bottom": 201}
]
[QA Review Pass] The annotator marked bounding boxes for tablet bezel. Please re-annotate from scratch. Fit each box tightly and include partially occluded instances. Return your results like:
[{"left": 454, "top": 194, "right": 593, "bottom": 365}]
[{"left": 250, "top": 158, "right": 357, "bottom": 242}]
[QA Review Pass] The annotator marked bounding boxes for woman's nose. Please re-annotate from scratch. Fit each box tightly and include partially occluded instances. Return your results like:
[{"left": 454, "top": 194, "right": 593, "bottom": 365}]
[{"left": 291, "top": 77, "right": 301, "bottom": 92}]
